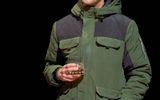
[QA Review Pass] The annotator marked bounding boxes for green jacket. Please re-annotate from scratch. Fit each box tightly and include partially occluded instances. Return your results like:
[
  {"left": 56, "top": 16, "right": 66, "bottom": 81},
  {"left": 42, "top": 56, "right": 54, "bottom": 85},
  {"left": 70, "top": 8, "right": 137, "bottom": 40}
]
[{"left": 43, "top": 0, "right": 152, "bottom": 100}]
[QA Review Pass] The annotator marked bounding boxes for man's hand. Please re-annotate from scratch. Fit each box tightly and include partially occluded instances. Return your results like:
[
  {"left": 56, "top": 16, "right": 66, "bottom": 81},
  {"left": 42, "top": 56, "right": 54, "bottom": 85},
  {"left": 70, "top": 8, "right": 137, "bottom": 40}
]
[{"left": 56, "top": 63, "right": 83, "bottom": 82}]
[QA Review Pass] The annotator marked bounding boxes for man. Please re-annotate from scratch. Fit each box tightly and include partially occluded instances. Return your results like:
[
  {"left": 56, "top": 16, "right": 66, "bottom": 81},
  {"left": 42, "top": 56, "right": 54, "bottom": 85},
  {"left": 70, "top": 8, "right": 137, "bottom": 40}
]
[{"left": 43, "top": 0, "right": 152, "bottom": 100}]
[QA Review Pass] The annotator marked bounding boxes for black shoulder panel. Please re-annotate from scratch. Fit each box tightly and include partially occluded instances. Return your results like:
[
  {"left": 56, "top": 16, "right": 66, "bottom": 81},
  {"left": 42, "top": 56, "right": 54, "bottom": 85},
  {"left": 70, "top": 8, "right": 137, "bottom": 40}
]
[
  {"left": 56, "top": 14, "right": 82, "bottom": 40},
  {"left": 95, "top": 14, "right": 131, "bottom": 40}
]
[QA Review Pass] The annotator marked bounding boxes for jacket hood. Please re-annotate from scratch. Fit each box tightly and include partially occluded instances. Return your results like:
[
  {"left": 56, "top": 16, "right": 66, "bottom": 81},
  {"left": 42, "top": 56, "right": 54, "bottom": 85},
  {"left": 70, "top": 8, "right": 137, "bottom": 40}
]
[{"left": 71, "top": 0, "right": 121, "bottom": 18}]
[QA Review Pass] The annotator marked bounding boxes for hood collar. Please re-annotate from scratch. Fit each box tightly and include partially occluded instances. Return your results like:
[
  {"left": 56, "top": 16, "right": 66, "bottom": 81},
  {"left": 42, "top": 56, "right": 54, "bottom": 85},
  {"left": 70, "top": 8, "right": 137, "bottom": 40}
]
[{"left": 71, "top": 0, "right": 121, "bottom": 19}]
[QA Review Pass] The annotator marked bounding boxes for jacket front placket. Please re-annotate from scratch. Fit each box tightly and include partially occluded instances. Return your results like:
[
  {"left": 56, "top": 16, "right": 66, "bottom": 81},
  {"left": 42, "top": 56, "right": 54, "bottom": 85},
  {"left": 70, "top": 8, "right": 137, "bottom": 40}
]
[{"left": 77, "top": 9, "right": 97, "bottom": 100}]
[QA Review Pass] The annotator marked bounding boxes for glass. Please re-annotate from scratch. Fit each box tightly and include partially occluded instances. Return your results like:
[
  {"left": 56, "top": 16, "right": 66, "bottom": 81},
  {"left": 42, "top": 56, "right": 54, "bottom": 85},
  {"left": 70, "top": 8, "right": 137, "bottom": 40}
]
[{"left": 66, "top": 56, "right": 85, "bottom": 75}]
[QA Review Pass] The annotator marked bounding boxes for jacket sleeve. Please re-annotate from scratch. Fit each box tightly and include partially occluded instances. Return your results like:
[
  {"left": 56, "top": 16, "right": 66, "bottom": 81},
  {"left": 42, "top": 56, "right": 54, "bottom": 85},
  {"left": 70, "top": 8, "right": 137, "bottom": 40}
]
[
  {"left": 43, "top": 22, "right": 63, "bottom": 87},
  {"left": 120, "top": 20, "right": 152, "bottom": 100}
]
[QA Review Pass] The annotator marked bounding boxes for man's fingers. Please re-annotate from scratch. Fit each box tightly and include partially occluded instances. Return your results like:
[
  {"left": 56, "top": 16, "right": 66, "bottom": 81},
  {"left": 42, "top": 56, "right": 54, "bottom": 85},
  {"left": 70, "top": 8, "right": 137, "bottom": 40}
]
[
  {"left": 63, "top": 63, "right": 77, "bottom": 68},
  {"left": 61, "top": 73, "right": 81, "bottom": 82},
  {"left": 63, "top": 63, "right": 82, "bottom": 72},
  {"left": 57, "top": 63, "right": 83, "bottom": 82}
]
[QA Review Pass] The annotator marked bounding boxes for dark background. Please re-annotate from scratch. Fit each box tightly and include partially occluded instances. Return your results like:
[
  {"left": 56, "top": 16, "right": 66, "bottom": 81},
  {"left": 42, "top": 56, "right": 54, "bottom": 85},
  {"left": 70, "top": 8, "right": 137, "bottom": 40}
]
[{"left": 3, "top": 0, "right": 158, "bottom": 99}]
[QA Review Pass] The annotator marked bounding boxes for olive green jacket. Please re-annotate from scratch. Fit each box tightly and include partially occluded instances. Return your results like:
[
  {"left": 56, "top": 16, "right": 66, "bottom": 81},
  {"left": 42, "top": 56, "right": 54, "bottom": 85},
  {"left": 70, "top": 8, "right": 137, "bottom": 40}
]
[{"left": 43, "top": 0, "right": 152, "bottom": 100}]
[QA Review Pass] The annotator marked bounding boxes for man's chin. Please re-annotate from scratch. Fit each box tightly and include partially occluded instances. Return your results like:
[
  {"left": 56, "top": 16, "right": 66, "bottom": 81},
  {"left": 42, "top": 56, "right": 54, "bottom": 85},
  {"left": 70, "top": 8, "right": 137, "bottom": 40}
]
[{"left": 81, "top": 0, "right": 98, "bottom": 7}]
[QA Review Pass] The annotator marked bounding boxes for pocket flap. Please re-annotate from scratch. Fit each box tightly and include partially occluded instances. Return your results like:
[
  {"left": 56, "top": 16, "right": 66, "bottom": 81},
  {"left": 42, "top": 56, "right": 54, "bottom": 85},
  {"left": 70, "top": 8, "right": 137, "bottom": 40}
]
[
  {"left": 96, "top": 37, "right": 121, "bottom": 49},
  {"left": 96, "top": 87, "right": 121, "bottom": 99},
  {"left": 59, "top": 37, "right": 80, "bottom": 49}
]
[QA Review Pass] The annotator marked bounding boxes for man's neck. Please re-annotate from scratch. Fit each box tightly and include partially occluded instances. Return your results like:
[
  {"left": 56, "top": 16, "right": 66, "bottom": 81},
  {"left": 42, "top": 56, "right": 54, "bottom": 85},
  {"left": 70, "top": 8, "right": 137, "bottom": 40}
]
[{"left": 94, "top": 0, "right": 104, "bottom": 8}]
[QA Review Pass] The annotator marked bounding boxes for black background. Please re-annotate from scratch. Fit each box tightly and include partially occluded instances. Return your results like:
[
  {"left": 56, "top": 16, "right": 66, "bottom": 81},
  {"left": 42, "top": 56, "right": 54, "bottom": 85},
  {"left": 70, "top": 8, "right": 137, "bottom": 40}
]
[{"left": 3, "top": 0, "right": 159, "bottom": 99}]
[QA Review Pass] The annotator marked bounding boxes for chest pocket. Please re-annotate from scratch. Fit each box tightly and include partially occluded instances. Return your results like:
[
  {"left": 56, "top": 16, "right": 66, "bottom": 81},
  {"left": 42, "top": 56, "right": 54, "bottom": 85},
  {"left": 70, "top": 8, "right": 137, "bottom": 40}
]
[
  {"left": 96, "top": 37, "right": 121, "bottom": 50},
  {"left": 59, "top": 37, "right": 80, "bottom": 57}
]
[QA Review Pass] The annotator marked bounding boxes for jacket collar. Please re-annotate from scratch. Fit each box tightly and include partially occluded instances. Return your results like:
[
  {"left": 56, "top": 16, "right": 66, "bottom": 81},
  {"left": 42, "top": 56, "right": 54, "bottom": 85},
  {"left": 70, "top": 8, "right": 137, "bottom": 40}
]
[{"left": 71, "top": 0, "right": 121, "bottom": 19}]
